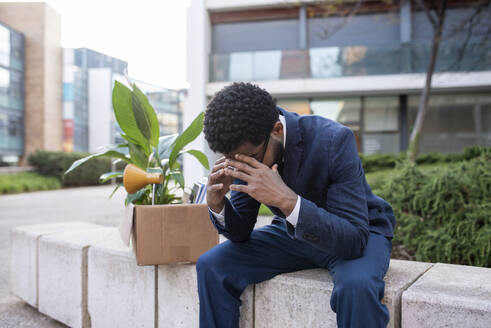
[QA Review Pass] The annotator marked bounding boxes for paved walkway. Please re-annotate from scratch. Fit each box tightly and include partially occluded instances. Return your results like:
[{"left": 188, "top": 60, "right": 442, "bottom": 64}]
[
  {"left": 0, "top": 185, "right": 126, "bottom": 327},
  {"left": 0, "top": 185, "right": 272, "bottom": 327}
]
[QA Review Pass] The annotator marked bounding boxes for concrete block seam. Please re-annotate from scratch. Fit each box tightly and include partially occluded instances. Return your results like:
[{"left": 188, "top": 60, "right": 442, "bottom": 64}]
[
  {"left": 82, "top": 245, "right": 91, "bottom": 328},
  {"left": 395, "top": 263, "right": 435, "bottom": 328}
]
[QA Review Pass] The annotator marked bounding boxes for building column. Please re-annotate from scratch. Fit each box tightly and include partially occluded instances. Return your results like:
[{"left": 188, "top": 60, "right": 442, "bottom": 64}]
[{"left": 183, "top": 0, "right": 213, "bottom": 188}]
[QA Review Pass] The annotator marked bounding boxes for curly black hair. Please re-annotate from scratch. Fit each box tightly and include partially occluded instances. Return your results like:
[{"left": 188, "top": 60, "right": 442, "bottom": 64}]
[{"left": 203, "top": 82, "right": 278, "bottom": 154}]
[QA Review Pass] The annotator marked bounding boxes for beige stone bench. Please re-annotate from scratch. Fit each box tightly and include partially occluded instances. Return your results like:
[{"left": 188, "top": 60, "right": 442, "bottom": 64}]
[{"left": 9, "top": 222, "right": 491, "bottom": 328}]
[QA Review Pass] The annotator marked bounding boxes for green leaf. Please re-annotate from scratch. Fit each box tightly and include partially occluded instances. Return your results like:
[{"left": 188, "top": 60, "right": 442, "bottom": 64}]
[
  {"left": 64, "top": 149, "right": 131, "bottom": 176},
  {"left": 132, "top": 84, "right": 160, "bottom": 148},
  {"left": 126, "top": 187, "right": 147, "bottom": 202},
  {"left": 99, "top": 171, "right": 123, "bottom": 184},
  {"left": 112, "top": 81, "right": 149, "bottom": 150},
  {"left": 169, "top": 171, "right": 184, "bottom": 188},
  {"left": 108, "top": 183, "right": 122, "bottom": 200},
  {"left": 119, "top": 132, "right": 141, "bottom": 146},
  {"left": 168, "top": 111, "right": 204, "bottom": 168},
  {"left": 158, "top": 133, "right": 179, "bottom": 159},
  {"left": 128, "top": 143, "right": 148, "bottom": 169},
  {"left": 179, "top": 149, "right": 209, "bottom": 170}
]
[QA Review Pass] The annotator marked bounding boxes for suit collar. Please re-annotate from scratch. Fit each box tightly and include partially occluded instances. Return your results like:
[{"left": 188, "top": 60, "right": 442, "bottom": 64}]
[{"left": 276, "top": 106, "right": 303, "bottom": 191}]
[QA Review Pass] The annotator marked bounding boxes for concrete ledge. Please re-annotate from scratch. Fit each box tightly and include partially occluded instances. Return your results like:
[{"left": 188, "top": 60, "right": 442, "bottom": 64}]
[
  {"left": 10, "top": 222, "right": 491, "bottom": 328},
  {"left": 9, "top": 221, "right": 101, "bottom": 307},
  {"left": 87, "top": 229, "right": 156, "bottom": 328},
  {"left": 38, "top": 227, "right": 117, "bottom": 328},
  {"left": 402, "top": 262, "right": 491, "bottom": 327},
  {"left": 157, "top": 264, "right": 253, "bottom": 328},
  {"left": 254, "top": 259, "right": 433, "bottom": 328}
]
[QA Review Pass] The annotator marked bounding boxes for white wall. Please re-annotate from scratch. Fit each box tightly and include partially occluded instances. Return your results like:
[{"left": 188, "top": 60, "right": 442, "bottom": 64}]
[
  {"left": 183, "top": 0, "right": 215, "bottom": 189},
  {"left": 88, "top": 68, "right": 113, "bottom": 153}
]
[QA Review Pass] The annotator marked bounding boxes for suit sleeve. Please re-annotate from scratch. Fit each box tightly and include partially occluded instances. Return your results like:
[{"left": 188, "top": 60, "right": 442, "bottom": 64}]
[
  {"left": 207, "top": 178, "right": 260, "bottom": 242},
  {"left": 285, "top": 126, "right": 369, "bottom": 259}
]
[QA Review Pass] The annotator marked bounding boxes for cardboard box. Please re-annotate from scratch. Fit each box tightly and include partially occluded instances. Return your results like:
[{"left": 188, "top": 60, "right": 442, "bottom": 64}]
[{"left": 119, "top": 203, "right": 219, "bottom": 266}]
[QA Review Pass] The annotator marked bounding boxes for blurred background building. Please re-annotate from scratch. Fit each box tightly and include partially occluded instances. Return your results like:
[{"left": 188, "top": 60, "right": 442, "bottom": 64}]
[
  {"left": 62, "top": 47, "right": 128, "bottom": 153},
  {"left": 0, "top": 2, "right": 62, "bottom": 167},
  {"left": 0, "top": 2, "right": 185, "bottom": 167},
  {"left": 184, "top": 0, "right": 491, "bottom": 184}
]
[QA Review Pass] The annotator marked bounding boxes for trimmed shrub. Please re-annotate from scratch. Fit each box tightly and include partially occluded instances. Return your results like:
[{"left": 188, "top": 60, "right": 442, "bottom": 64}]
[
  {"left": 379, "top": 152, "right": 491, "bottom": 267},
  {"left": 27, "top": 150, "right": 126, "bottom": 187},
  {"left": 360, "top": 145, "right": 490, "bottom": 173}
]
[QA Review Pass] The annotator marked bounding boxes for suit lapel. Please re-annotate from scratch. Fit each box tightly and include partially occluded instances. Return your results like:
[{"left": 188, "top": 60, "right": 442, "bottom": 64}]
[{"left": 277, "top": 106, "right": 303, "bottom": 192}]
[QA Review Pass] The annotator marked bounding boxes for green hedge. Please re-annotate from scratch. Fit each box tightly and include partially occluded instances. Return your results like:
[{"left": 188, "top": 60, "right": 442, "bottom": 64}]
[
  {"left": 360, "top": 145, "right": 490, "bottom": 173},
  {"left": 378, "top": 152, "right": 491, "bottom": 268},
  {"left": 27, "top": 150, "right": 126, "bottom": 187},
  {"left": 0, "top": 172, "right": 61, "bottom": 194}
]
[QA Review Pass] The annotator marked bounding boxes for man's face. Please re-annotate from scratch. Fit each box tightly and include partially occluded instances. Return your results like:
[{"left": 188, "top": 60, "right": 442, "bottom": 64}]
[{"left": 223, "top": 133, "right": 284, "bottom": 169}]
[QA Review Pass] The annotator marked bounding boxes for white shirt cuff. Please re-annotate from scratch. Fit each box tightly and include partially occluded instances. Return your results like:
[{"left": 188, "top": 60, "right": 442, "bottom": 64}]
[
  {"left": 209, "top": 206, "right": 225, "bottom": 227},
  {"left": 285, "top": 195, "right": 301, "bottom": 227}
]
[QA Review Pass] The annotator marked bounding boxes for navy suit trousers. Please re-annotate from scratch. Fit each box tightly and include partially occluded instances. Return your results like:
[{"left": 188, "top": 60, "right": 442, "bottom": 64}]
[{"left": 196, "top": 220, "right": 393, "bottom": 328}]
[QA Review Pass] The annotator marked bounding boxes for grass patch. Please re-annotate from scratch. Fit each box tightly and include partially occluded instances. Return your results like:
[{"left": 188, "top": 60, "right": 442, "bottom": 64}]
[{"left": 0, "top": 172, "right": 61, "bottom": 194}]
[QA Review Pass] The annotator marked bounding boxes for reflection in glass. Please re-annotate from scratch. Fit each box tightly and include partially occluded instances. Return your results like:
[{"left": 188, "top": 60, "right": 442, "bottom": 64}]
[
  {"left": 364, "top": 96, "right": 399, "bottom": 132},
  {"left": 363, "top": 133, "right": 399, "bottom": 155},
  {"left": 229, "top": 50, "right": 281, "bottom": 82},
  {"left": 408, "top": 93, "right": 491, "bottom": 153},
  {"left": 276, "top": 99, "right": 311, "bottom": 115},
  {"left": 0, "top": 25, "right": 10, "bottom": 67},
  {"left": 310, "top": 98, "right": 361, "bottom": 123},
  {"left": 309, "top": 47, "right": 341, "bottom": 78}
]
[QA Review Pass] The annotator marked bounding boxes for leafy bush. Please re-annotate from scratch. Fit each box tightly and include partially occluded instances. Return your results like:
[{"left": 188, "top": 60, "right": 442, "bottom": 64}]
[
  {"left": 360, "top": 145, "right": 490, "bottom": 173},
  {"left": 379, "top": 152, "right": 491, "bottom": 267},
  {"left": 0, "top": 172, "right": 61, "bottom": 194},
  {"left": 28, "top": 150, "right": 124, "bottom": 187}
]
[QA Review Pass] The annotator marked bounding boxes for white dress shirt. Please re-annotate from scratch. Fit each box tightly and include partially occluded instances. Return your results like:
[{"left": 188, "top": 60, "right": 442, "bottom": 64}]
[{"left": 209, "top": 114, "right": 301, "bottom": 228}]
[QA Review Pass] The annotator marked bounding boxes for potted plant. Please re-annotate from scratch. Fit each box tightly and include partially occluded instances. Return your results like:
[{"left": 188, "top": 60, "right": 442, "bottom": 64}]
[{"left": 64, "top": 80, "right": 218, "bottom": 265}]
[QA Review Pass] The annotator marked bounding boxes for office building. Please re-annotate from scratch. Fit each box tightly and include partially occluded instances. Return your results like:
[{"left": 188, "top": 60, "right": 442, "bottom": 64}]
[
  {"left": 183, "top": 0, "right": 491, "bottom": 185},
  {"left": 0, "top": 2, "right": 62, "bottom": 166},
  {"left": 63, "top": 48, "right": 128, "bottom": 153},
  {"left": 63, "top": 49, "right": 185, "bottom": 154}
]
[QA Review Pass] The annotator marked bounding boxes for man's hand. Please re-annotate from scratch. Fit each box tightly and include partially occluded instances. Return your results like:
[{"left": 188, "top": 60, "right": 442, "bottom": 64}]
[
  {"left": 224, "top": 153, "right": 298, "bottom": 217},
  {"left": 206, "top": 157, "right": 234, "bottom": 213}
]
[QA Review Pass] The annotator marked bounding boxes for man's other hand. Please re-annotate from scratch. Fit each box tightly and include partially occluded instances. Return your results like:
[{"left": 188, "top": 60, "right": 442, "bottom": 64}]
[
  {"left": 225, "top": 153, "right": 297, "bottom": 217},
  {"left": 206, "top": 157, "right": 234, "bottom": 213}
]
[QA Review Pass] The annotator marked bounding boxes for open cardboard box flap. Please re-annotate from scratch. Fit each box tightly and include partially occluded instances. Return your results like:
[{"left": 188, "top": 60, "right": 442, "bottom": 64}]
[{"left": 119, "top": 203, "right": 135, "bottom": 248}]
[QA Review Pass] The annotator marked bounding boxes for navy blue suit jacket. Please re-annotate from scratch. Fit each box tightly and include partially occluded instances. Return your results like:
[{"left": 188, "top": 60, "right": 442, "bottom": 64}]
[{"left": 208, "top": 106, "right": 396, "bottom": 259}]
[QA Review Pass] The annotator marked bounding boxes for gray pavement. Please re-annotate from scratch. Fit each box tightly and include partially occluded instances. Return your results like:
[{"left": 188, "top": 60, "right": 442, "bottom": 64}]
[
  {"left": 0, "top": 185, "right": 272, "bottom": 327},
  {"left": 0, "top": 185, "right": 126, "bottom": 328}
]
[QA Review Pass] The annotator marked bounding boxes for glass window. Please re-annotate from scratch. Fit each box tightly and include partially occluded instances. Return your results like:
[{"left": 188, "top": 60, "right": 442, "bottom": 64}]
[
  {"left": 229, "top": 52, "right": 253, "bottom": 81},
  {"left": 0, "top": 67, "right": 9, "bottom": 108},
  {"left": 0, "top": 111, "right": 7, "bottom": 149},
  {"left": 277, "top": 99, "right": 311, "bottom": 115},
  {"left": 0, "top": 25, "right": 10, "bottom": 67},
  {"left": 310, "top": 97, "right": 361, "bottom": 123},
  {"left": 408, "top": 93, "right": 491, "bottom": 153},
  {"left": 309, "top": 47, "right": 342, "bottom": 78},
  {"left": 363, "top": 133, "right": 399, "bottom": 155},
  {"left": 364, "top": 96, "right": 399, "bottom": 132},
  {"left": 363, "top": 96, "right": 400, "bottom": 154}
]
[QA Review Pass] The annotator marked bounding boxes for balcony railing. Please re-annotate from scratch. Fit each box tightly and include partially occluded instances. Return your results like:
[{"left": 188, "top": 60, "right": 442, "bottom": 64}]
[{"left": 209, "top": 41, "right": 491, "bottom": 82}]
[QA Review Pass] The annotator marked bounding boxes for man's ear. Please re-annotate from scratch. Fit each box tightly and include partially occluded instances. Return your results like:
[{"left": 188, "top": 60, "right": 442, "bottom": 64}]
[{"left": 272, "top": 121, "right": 283, "bottom": 138}]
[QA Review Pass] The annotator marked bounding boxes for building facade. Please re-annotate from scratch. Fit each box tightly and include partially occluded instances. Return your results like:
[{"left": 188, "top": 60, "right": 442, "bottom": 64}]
[
  {"left": 184, "top": 0, "right": 491, "bottom": 186},
  {"left": 63, "top": 48, "right": 128, "bottom": 153},
  {"left": 63, "top": 50, "right": 185, "bottom": 155},
  {"left": 0, "top": 22, "right": 24, "bottom": 166},
  {"left": 0, "top": 2, "right": 63, "bottom": 166}
]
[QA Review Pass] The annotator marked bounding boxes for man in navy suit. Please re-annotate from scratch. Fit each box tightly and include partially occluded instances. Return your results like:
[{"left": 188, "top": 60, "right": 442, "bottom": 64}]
[{"left": 198, "top": 82, "right": 396, "bottom": 327}]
